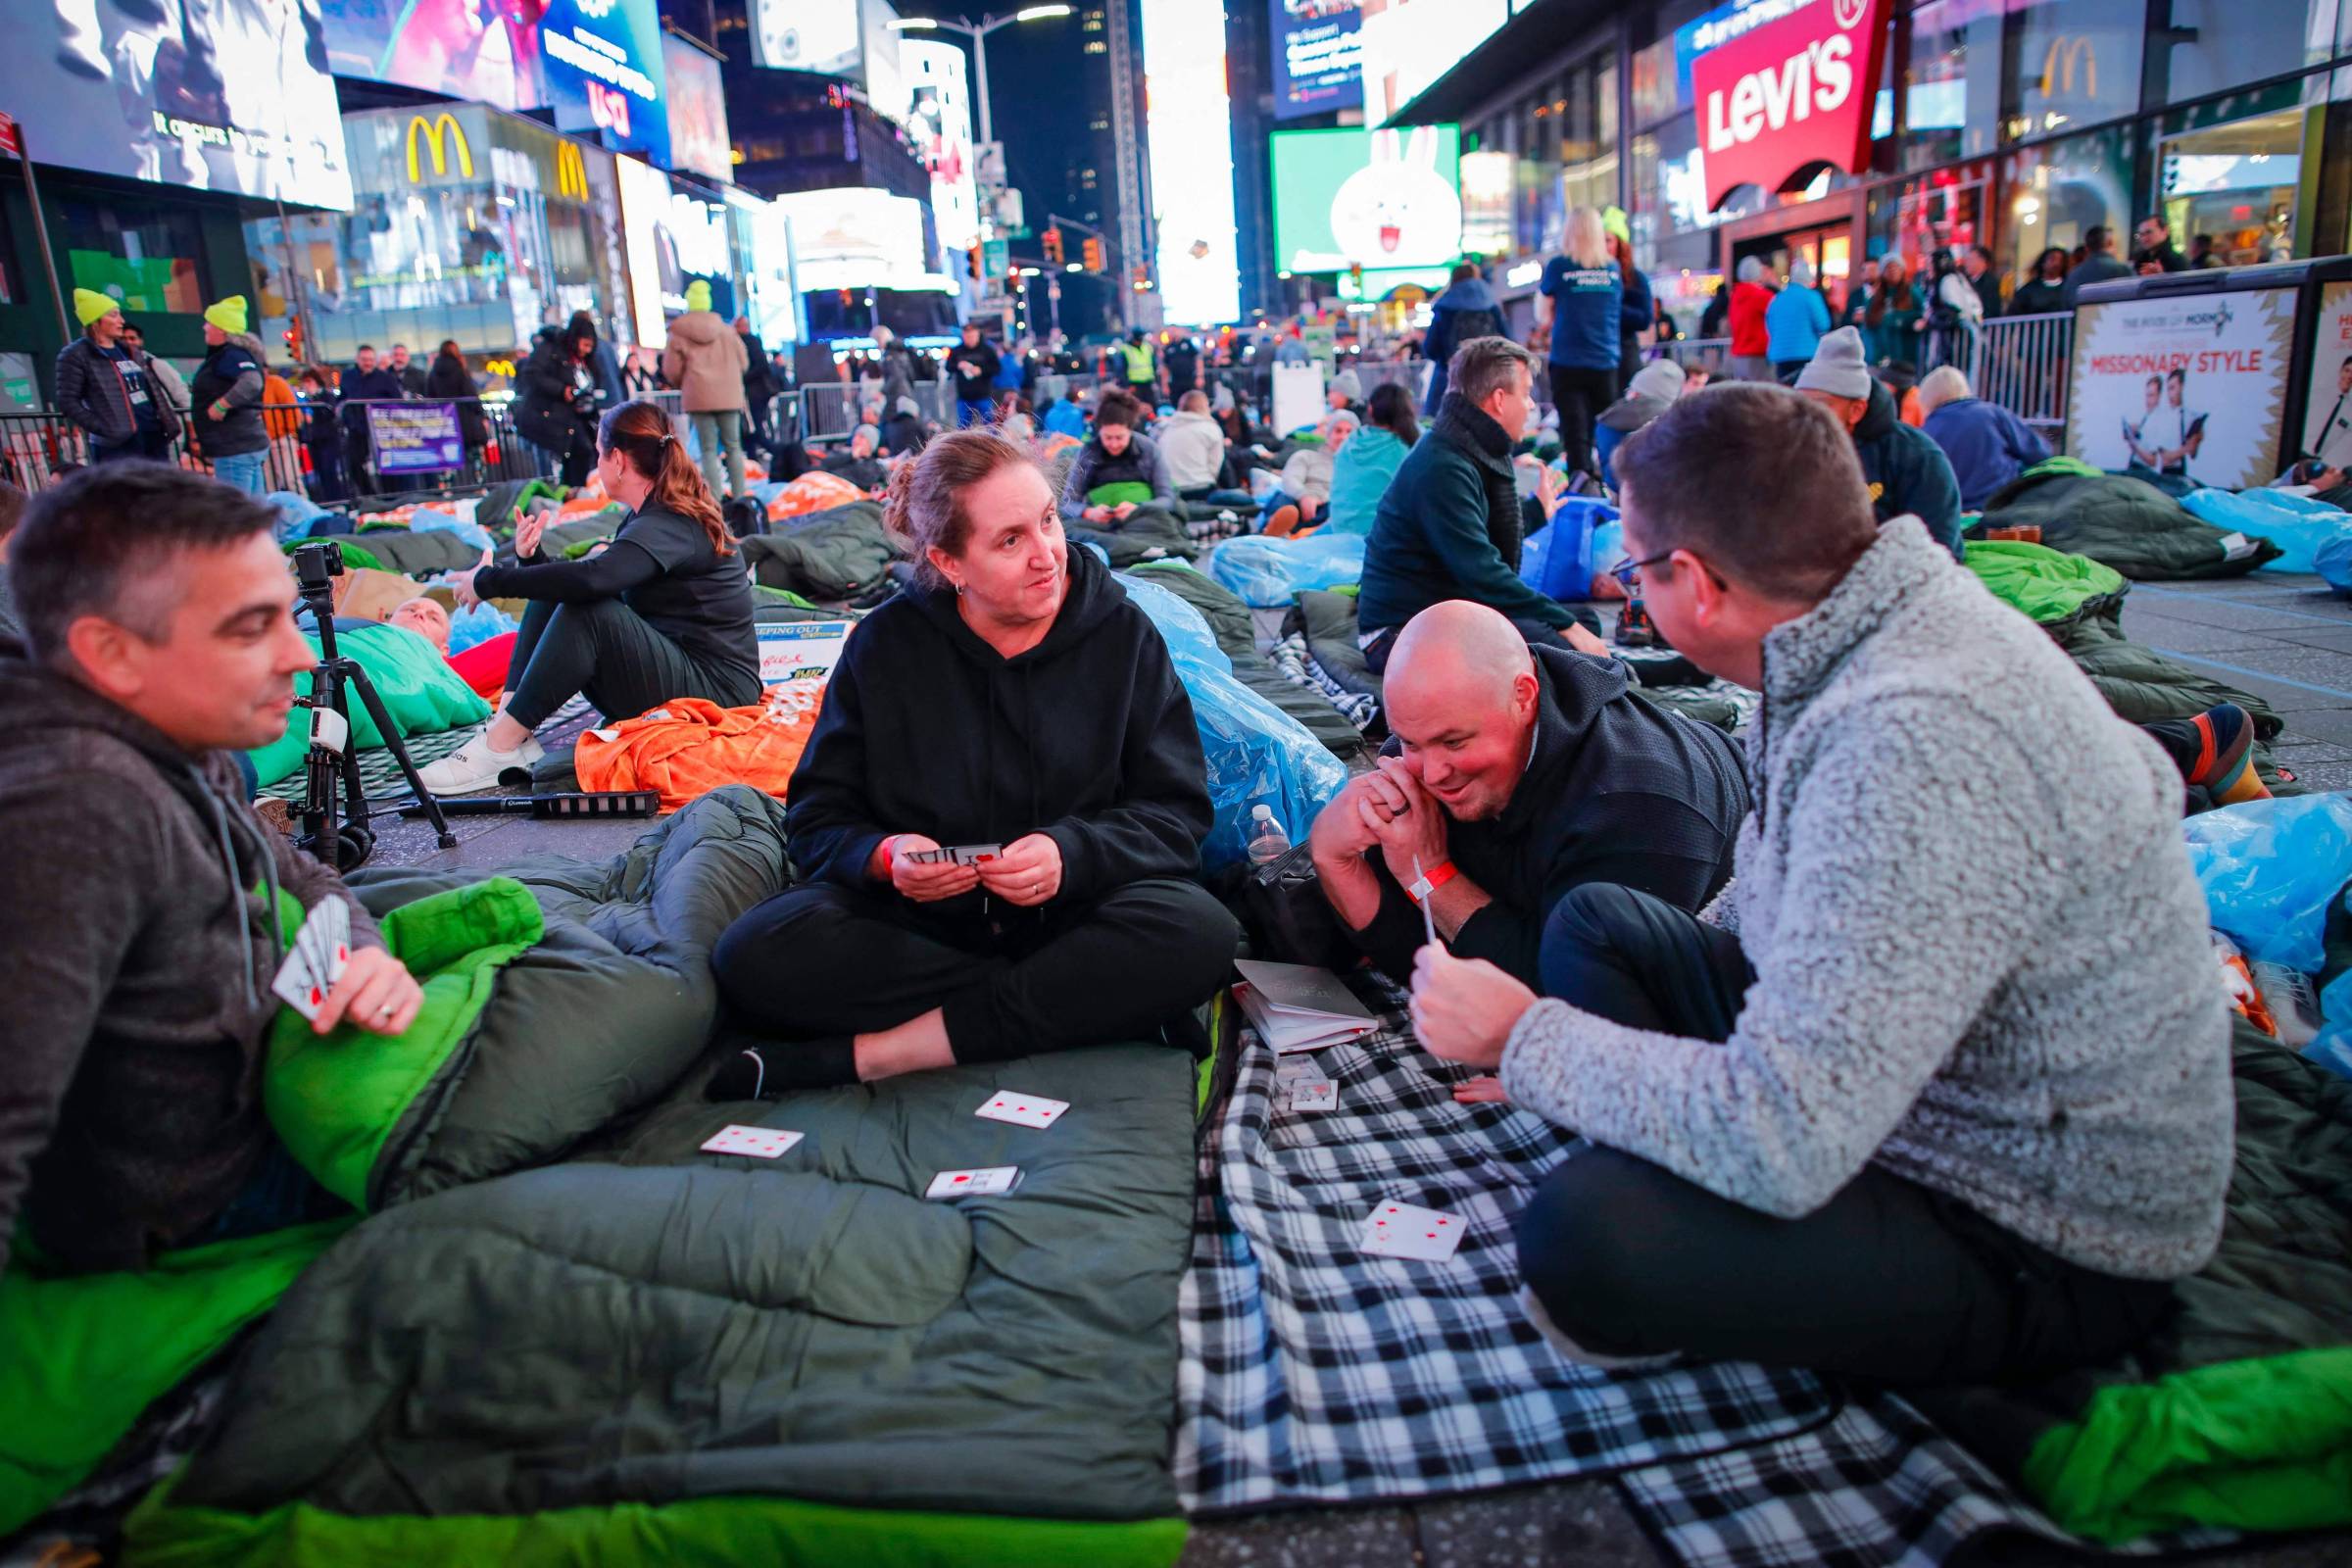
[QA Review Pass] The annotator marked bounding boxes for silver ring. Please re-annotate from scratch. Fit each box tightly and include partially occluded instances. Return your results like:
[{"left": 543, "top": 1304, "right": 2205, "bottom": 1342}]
[{"left": 377, "top": 1004, "right": 395, "bottom": 1019}]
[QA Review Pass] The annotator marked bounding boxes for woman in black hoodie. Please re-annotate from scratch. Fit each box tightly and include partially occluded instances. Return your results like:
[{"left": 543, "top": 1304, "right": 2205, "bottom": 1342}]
[{"left": 709, "top": 427, "right": 1237, "bottom": 1094}]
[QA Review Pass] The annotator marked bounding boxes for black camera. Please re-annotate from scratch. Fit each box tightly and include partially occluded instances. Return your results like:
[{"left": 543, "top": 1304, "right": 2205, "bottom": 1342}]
[{"left": 291, "top": 539, "right": 344, "bottom": 597}]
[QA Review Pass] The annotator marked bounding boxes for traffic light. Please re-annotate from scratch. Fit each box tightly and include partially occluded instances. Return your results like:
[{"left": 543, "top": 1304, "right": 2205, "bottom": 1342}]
[
  {"left": 967, "top": 243, "right": 983, "bottom": 280},
  {"left": 1082, "top": 235, "right": 1104, "bottom": 272},
  {"left": 1043, "top": 226, "right": 1063, "bottom": 266}
]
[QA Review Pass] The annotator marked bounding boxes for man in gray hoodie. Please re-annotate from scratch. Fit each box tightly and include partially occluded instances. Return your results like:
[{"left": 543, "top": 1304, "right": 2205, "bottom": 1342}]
[
  {"left": 0, "top": 466, "right": 424, "bottom": 1278},
  {"left": 1409, "top": 382, "right": 2231, "bottom": 1385}
]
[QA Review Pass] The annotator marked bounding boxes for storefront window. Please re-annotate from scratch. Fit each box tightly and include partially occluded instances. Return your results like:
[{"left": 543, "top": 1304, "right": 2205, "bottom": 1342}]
[
  {"left": 58, "top": 198, "right": 206, "bottom": 317},
  {"left": 1903, "top": 0, "right": 2003, "bottom": 169},
  {"left": 2158, "top": 107, "right": 2309, "bottom": 264},
  {"left": 2006, "top": 0, "right": 2144, "bottom": 144},
  {"left": 1868, "top": 157, "right": 1992, "bottom": 271},
  {"left": 1631, "top": 115, "right": 1728, "bottom": 279},
  {"left": 2151, "top": 0, "right": 2337, "bottom": 108},
  {"left": 1994, "top": 122, "right": 2140, "bottom": 285}
]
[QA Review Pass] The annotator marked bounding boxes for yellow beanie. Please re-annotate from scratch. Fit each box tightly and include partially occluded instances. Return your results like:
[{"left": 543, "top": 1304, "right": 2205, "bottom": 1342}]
[
  {"left": 683, "top": 279, "right": 711, "bottom": 313},
  {"left": 203, "top": 295, "right": 248, "bottom": 335},
  {"left": 74, "top": 287, "right": 118, "bottom": 328},
  {"left": 1602, "top": 206, "right": 1631, "bottom": 245}
]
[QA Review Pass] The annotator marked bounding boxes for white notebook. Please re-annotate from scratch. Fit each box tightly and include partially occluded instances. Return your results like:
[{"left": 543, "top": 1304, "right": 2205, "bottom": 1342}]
[{"left": 1234, "top": 959, "right": 1378, "bottom": 1054}]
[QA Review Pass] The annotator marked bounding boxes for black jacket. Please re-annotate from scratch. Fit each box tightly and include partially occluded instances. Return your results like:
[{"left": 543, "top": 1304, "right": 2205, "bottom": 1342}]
[
  {"left": 2009, "top": 277, "right": 2067, "bottom": 315},
  {"left": 513, "top": 326, "right": 595, "bottom": 452},
  {"left": 424, "top": 352, "right": 489, "bottom": 447},
  {"left": 1851, "top": 378, "right": 1964, "bottom": 559},
  {"left": 787, "top": 544, "right": 1211, "bottom": 929},
  {"left": 1348, "top": 645, "right": 1748, "bottom": 988},
  {"left": 0, "top": 638, "right": 377, "bottom": 1274},
  {"left": 188, "top": 331, "right": 270, "bottom": 458},
  {"left": 55, "top": 335, "right": 181, "bottom": 447}
]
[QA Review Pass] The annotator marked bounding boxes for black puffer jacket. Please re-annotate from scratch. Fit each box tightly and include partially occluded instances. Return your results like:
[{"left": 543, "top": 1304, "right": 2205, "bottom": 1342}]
[
  {"left": 188, "top": 331, "right": 270, "bottom": 458},
  {"left": 514, "top": 325, "right": 597, "bottom": 453}
]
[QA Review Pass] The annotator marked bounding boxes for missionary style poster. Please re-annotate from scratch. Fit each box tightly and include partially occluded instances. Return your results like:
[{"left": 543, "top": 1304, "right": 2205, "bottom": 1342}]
[
  {"left": 2067, "top": 286, "right": 2295, "bottom": 491},
  {"left": 2299, "top": 279, "right": 2352, "bottom": 472}
]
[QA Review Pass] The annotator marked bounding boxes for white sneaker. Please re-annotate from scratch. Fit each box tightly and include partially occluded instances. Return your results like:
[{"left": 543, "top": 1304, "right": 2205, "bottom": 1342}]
[
  {"left": 416, "top": 731, "right": 544, "bottom": 795},
  {"left": 1519, "top": 1286, "right": 1682, "bottom": 1373}
]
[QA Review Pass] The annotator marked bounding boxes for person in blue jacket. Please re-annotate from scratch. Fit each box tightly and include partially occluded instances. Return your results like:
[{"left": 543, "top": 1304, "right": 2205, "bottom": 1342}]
[
  {"left": 1538, "top": 207, "right": 1623, "bottom": 483},
  {"left": 1421, "top": 264, "right": 1503, "bottom": 415},
  {"left": 1918, "top": 366, "right": 2050, "bottom": 511},
  {"left": 1765, "top": 259, "right": 1834, "bottom": 378},
  {"left": 1796, "top": 327, "right": 1963, "bottom": 559}
]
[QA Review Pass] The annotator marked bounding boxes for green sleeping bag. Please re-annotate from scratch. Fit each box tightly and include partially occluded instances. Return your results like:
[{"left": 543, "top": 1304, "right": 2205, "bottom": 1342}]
[{"left": 243, "top": 623, "right": 490, "bottom": 790}]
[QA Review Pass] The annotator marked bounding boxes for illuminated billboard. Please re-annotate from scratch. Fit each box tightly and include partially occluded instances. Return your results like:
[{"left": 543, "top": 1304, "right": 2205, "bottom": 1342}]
[
  {"left": 663, "top": 32, "right": 733, "bottom": 184},
  {"left": 1144, "top": 0, "right": 1242, "bottom": 324},
  {"left": 11, "top": 1, "right": 352, "bottom": 208},
  {"left": 752, "top": 0, "right": 861, "bottom": 75},
  {"left": 1357, "top": 0, "right": 1506, "bottom": 125},
  {"left": 777, "top": 188, "right": 936, "bottom": 293},
  {"left": 318, "top": 0, "right": 545, "bottom": 111},
  {"left": 1271, "top": 123, "right": 1461, "bottom": 274},
  {"left": 903, "top": 40, "right": 979, "bottom": 253},
  {"left": 543, "top": 0, "right": 670, "bottom": 172},
  {"left": 1271, "top": 0, "right": 1363, "bottom": 120}
]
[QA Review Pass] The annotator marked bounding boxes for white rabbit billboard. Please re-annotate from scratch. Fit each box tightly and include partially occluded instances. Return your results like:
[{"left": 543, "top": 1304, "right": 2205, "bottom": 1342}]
[{"left": 1271, "top": 124, "right": 1462, "bottom": 276}]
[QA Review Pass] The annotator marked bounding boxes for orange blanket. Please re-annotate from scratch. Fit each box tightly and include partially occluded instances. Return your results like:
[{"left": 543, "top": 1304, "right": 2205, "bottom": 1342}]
[
  {"left": 573, "top": 684, "right": 827, "bottom": 813},
  {"left": 766, "top": 470, "right": 864, "bottom": 522}
]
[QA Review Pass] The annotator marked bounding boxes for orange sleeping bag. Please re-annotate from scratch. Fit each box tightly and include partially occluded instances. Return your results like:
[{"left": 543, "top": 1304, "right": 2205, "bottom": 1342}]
[
  {"left": 573, "top": 683, "right": 827, "bottom": 813},
  {"left": 766, "top": 470, "right": 864, "bottom": 522}
]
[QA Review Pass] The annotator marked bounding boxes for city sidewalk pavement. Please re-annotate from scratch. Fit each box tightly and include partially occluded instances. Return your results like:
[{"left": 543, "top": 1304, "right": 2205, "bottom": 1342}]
[{"left": 356, "top": 566, "right": 2350, "bottom": 1568}]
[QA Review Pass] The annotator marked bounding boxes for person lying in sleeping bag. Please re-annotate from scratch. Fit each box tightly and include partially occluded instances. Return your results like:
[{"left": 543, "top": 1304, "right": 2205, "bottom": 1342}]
[
  {"left": 1308, "top": 599, "right": 1745, "bottom": 993},
  {"left": 389, "top": 596, "right": 516, "bottom": 702},
  {"left": 708, "top": 426, "right": 1237, "bottom": 1096},
  {"left": 1407, "top": 383, "right": 2231, "bottom": 1389},
  {"left": 0, "top": 466, "right": 425, "bottom": 1278},
  {"left": 424, "top": 399, "right": 761, "bottom": 794}
]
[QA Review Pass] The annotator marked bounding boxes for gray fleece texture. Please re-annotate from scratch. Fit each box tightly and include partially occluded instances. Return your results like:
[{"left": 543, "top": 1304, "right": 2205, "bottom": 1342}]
[{"left": 1501, "top": 517, "right": 2233, "bottom": 1280}]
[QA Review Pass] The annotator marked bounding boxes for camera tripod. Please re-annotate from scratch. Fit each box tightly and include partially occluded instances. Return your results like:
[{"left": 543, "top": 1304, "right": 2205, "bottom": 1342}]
[{"left": 289, "top": 542, "right": 457, "bottom": 869}]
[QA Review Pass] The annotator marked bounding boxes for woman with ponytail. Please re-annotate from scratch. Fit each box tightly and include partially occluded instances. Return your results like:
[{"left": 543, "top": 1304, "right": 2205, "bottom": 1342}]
[
  {"left": 425, "top": 400, "right": 760, "bottom": 792},
  {"left": 706, "top": 426, "right": 1236, "bottom": 1096}
]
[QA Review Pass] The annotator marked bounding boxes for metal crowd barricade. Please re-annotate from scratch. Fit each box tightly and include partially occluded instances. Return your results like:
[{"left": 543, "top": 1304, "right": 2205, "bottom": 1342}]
[{"left": 1946, "top": 312, "right": 2073, "bottom": 437}]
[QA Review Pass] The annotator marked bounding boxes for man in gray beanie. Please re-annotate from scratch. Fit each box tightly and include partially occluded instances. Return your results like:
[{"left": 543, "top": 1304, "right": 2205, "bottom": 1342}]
[
  {"left": 1594, "top": 358, "right": 1685, "bottom": 487},
  {"left": 1795, "top": 326, "right": 1963, "bottom": 558}
]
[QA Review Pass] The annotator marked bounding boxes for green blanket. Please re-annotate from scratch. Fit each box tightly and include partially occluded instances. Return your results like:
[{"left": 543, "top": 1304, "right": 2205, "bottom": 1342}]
[
  {"left": 1922, "top": 1017, "right": 2352, "bottom": 1542},
  {"left": 1963, "top": 539, "right": 2126, "bottom": 627},
  {"left": 244, "top": 622, "right": 490, "bottom": 789}
]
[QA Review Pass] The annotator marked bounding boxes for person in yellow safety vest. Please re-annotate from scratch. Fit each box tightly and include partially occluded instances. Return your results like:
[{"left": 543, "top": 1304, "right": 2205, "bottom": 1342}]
[{"left": 1120, "top": 330, "right": 1160, "bottom": 403}]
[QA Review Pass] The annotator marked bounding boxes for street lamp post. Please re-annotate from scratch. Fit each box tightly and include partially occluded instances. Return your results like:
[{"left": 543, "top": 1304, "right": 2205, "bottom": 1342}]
[{"left": 889, "top": 7, "right": 1072, "bottom": 153}]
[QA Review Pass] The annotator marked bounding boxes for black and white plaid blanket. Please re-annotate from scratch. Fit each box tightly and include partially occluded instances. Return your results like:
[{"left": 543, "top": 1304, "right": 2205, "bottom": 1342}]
[
  {"left": 1175, "top": 977, "right": 1836, "bottom": 1513},
  {"left": 1614, "top": 1390, "right": 2233, "bottom": 1568}
]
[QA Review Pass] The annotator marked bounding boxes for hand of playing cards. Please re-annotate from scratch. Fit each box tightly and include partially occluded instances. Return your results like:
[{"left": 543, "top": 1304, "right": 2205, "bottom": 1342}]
[
  {"left": 270, "top": 899, "right": 421, "bottom": 1037},
  {"left": 889, "top": 834, "right": 982, "bottom": 903}
]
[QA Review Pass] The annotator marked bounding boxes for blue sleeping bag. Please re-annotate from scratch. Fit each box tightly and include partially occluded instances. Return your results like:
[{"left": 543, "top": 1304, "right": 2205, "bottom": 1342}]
[
  {"left": 2180, "top": 488, "right": 2352, "bottom": 575},
  {"left": 1117, "top": 574, "right": 1347, "bottom": 870},
  {"left": 1205, "top": 531, "right": 1366, "bottom": 610}
]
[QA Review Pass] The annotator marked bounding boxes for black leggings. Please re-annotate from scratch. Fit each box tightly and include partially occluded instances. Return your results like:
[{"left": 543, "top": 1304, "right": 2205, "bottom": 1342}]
[
  {"left": 712, "top": 878, "right": 1238, "bottom": 1064},
  {"left": 1515, "top": 883, "right": 2174, "bottom": 1385},
  {"left": 505, "top": 597, "right": 758, "bottom": 729},
  {"left": 1545, "top": 364, "right": 1617, "bottom": 480}
]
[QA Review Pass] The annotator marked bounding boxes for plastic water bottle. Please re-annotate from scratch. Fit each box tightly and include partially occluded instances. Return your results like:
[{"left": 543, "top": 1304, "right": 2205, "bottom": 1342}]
[{"left": 1246, "top": 805, "right": 1291, "bottom": 868}]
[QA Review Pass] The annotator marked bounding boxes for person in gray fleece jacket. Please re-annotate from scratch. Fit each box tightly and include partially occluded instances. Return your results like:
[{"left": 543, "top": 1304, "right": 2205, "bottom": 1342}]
[{"left": 1410, "top": 382, "right": 2232, "bottom": 1386}]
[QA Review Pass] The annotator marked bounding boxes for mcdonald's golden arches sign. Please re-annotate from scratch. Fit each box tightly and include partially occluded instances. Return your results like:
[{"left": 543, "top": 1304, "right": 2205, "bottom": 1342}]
[{"left": 405, "top": 114, "right": 472, "bottom": 182}]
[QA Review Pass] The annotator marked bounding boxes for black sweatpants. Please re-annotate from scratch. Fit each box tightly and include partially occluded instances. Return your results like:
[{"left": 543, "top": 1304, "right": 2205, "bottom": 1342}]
[
  {"left": 1515, "top": 883, "right": 2175, "bottom": 1385},
  {"left": 1545, "top": 364, "right": 1617, "bottom": 480},
  {"left": 711, "top": 877, "right": 1238, "bottom": 1065},
  {"left": 505, "top": 596, "right": 759, "bottom": 729}
]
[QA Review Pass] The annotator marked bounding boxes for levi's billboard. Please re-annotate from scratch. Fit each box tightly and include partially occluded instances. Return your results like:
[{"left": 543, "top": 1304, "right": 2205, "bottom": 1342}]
[{"left": 1690, "top": 0, "right": 1888, "bottom": 210}]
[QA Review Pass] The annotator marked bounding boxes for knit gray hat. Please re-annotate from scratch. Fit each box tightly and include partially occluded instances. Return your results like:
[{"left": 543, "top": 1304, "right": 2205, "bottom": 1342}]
[
  {"left": 1795, "top": 325, "right": 1872, "bottom": 400},
  {"left": 1626, "top": 359, "right": 1685, "bottom": 404}
]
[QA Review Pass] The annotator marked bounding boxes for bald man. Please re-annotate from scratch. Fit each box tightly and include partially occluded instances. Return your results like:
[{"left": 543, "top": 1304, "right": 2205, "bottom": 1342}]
[{"left": 1308, "top": 601, "right": 1747, "bottom": 988}]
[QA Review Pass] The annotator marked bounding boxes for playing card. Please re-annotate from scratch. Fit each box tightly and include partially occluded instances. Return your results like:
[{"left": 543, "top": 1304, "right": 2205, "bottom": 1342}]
[
  {"left": 946, "top": 843, "right": 1003, "bottom": 866},
  {"left": 902, "top": 847, "right": 942, "bottom": 865},
  {"left": 924, "top": 1165, "right": 1021, "bottom": 1199},
  {"left": 270, "top": 942, "right": 326, "bottom": 1022},
  {"left": 1288, "top": 1081, "right": 1338, "bottom": 1112},
  {"left": 1274, "top": 1056, "right": 1330, "bottom": 1089},
  {"left": 699, "top": 1124, "right": 805, "bottom": 1158},
  {"left": 1412, "top": 856, "right": 1439, "bottom": 948},
  {"left": 975, "top": 1090, "right": 1068, "bottom": 1129},
  {"left": 310, "top": 898, "right": 352, "bottom": 989},
  {"left": 1358, "top": 1200, "right": 1464, "bottom": 1262}
]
